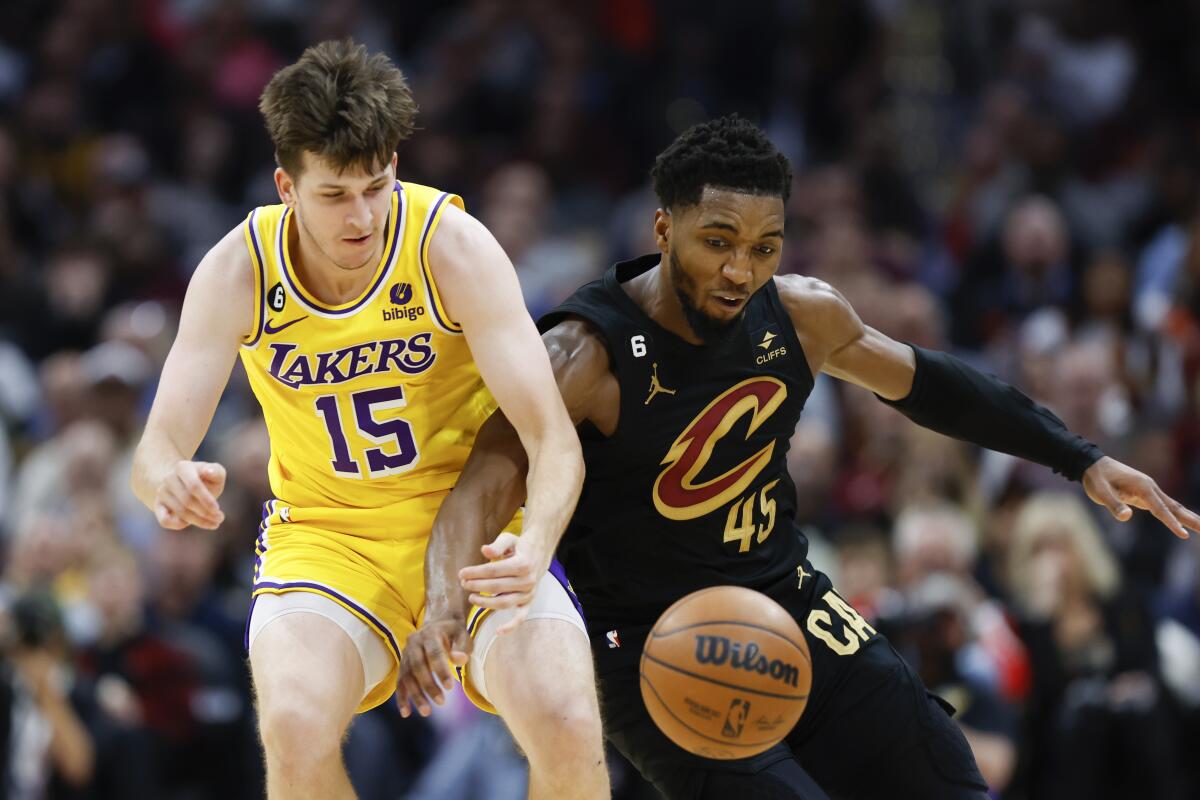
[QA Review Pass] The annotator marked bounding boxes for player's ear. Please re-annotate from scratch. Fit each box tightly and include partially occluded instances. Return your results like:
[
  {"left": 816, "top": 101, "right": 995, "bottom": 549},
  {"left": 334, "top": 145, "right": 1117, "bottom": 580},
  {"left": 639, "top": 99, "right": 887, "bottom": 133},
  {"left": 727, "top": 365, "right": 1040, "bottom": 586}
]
[
  {"left": 274, "top": 167, "right": 296, "bottom": 208},
  {"left": 653, "top": 209, "right": 671, "bottom": 253}
]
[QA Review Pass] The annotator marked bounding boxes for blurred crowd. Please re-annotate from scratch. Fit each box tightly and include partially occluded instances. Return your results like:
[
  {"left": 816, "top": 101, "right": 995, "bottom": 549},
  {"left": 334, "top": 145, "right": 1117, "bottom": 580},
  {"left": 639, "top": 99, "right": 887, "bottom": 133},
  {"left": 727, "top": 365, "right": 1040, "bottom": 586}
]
[{"left": 1, "top": 0, "right": 1199, "bottom": 798}]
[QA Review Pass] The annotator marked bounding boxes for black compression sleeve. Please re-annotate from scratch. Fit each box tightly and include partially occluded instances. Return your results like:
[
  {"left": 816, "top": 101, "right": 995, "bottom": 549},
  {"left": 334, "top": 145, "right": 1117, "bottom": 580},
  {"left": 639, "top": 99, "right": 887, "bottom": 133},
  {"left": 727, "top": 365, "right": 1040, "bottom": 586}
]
[{"left": 878, "top": 345, "right": 1105, "bottom": 481}]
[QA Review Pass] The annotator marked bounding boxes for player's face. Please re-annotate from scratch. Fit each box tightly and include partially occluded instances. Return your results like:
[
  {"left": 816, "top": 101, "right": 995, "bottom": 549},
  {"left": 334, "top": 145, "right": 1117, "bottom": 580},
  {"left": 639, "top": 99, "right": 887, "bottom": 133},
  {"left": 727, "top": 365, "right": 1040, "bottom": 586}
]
[
  {"left": 656, "top": 187, "right": 785, "bottom": 343},
  {"left": 275, "top": 151, "right": 397, "bottom": 272}
]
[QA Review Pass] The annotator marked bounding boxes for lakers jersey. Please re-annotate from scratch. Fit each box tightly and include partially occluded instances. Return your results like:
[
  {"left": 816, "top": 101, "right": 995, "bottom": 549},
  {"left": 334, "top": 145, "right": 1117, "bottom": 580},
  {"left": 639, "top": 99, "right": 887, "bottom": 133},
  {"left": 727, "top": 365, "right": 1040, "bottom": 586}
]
[{"left": 238, "top": 182, "right": 496, "bottom": 516}]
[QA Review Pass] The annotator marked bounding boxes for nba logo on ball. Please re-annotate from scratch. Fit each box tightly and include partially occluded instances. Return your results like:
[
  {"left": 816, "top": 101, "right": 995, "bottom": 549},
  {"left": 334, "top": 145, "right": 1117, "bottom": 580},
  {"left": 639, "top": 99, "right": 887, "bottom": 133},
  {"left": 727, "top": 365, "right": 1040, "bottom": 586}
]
[
  {"left": 721, "top": 699, "right": 750, "bottom": 738},
  {"left": 640, "top": 586, "right": 812, "bottom": 759}
]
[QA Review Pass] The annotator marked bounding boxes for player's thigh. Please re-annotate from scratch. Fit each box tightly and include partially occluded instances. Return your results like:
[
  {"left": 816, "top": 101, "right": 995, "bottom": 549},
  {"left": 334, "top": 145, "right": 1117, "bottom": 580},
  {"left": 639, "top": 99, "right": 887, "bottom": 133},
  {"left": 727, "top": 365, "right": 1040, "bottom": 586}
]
[
  {"left": 481, "top": 592, "right": 600, "bottom": 746},
  {"left": 788, "top": 640, "right": 988, "bottom": 798},
  {"left": 249, "top": 605, "right": 365, "bottom": 732}
]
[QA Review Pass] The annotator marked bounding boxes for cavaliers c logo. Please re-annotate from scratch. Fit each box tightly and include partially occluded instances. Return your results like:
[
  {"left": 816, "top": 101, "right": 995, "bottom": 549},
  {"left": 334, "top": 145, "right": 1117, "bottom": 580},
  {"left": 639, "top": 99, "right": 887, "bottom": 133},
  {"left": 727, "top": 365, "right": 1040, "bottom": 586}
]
[{"left": 653, "top": 377, "right": 787, "bottom": 520}]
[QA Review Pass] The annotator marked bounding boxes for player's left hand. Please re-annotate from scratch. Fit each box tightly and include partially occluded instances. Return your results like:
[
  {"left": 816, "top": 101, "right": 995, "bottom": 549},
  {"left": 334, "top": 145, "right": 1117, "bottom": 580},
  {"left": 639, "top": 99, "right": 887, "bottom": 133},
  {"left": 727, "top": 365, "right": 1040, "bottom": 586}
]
[
  {"left": 459, "top": 531, "right": 549, "bottom": 634},
  {"left": 1082, "top": 456, "right": 1200, "bottom": 539}
]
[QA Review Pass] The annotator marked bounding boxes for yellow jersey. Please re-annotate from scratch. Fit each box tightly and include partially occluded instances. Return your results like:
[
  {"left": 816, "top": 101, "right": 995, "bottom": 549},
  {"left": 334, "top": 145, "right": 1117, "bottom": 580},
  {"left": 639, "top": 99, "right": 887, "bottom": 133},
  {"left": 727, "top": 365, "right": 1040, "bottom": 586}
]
[{"left": 237, "top": 182, "right": 496, "bottom": 519}]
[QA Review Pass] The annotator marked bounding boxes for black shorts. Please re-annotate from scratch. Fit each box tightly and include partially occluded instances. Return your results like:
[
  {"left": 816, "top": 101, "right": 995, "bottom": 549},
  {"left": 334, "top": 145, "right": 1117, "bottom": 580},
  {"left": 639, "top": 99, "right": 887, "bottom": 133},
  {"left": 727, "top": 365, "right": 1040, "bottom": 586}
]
[{"left": 592, "top": 564, "right": 989, "bottom": 800}]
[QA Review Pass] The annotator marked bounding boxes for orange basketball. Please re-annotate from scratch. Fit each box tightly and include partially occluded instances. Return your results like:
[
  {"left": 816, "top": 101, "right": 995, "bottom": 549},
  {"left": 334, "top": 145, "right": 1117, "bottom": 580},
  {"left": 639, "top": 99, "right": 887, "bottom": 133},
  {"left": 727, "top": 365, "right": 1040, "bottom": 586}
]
[{"left": 639, "top": 585, "right": 811, "bottom": 759}]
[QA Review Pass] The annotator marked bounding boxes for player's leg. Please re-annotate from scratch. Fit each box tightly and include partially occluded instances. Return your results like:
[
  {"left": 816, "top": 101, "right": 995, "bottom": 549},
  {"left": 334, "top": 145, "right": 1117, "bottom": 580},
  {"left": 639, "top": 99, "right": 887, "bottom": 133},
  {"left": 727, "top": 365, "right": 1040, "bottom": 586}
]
[
  {"left": 787, "top": 638, "right": 989, "bottom": 799},
  {"left": 248, "top": 592, "right": 394, "bottom": 800},
  {"left": 472, "top": 572, "right": 610, "bottom": 799}
]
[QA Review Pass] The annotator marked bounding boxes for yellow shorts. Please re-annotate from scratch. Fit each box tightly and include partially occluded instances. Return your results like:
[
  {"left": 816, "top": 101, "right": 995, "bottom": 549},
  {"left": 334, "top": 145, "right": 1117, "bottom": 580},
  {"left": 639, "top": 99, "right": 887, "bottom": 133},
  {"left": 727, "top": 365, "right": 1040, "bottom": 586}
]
[{"left": 249, "top": 496, "right": 519, "bottom": 712}]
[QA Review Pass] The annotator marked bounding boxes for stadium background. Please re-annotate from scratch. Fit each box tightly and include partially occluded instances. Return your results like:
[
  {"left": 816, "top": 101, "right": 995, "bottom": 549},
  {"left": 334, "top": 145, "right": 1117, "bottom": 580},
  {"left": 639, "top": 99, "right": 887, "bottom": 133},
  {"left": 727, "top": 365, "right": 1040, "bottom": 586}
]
[{"left": 1, "top": 0, "right": 1199, "bottom": 797}]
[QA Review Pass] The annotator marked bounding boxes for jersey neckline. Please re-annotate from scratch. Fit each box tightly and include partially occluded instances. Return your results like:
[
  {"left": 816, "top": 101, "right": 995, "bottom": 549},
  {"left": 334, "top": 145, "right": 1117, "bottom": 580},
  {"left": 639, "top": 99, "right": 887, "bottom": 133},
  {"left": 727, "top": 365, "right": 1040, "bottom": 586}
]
[
  {"left": 277, "top": 182, "right": 405, "bottom": 317},
  {"left": 604, "top": 254, "right": 750, "bottom": 358}
]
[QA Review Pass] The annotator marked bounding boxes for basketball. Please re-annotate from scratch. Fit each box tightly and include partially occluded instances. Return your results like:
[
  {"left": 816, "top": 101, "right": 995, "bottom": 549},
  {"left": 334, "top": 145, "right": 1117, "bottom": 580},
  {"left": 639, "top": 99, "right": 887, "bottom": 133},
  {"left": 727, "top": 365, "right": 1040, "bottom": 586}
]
[{"left": 639, "top": 586, "right": 811, "bottom": 760}]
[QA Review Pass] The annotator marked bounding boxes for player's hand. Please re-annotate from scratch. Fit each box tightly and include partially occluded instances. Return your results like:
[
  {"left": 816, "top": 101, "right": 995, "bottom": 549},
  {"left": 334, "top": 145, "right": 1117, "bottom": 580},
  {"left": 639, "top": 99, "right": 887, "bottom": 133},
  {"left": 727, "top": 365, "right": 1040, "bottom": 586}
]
[
  {"left": 1082, "top": 456, "right": 1200, "bottom": 539},
  {"left": 396, "top": 617, "right": 471, "bottom": 718},
  {"left": 459, "top": 532, "right": 548, "bottom": 634},
  {"left": 154, "top": 460, "right": 226, "bottom": 530}
]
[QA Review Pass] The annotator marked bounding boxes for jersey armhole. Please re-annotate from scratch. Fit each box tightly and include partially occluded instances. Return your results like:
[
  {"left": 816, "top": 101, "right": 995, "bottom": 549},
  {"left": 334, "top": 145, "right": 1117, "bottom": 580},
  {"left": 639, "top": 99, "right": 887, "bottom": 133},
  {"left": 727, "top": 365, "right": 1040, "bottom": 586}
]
[
  {"left": 241, "top": 208, "right": 268, "bottom": 348},
  {"left": 764, "top": 279, "right": 815, "bottom": 388},
  {"left": 418, "top": 192, "right": 467, "bottom": 335}
]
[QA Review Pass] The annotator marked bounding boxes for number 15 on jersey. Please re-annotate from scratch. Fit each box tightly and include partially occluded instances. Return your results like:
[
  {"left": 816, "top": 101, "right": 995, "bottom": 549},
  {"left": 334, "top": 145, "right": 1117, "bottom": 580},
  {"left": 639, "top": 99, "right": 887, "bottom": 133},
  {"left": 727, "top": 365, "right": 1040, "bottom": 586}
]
[{"left": 314, "top": 386, "right": 420, "bottom": 478}]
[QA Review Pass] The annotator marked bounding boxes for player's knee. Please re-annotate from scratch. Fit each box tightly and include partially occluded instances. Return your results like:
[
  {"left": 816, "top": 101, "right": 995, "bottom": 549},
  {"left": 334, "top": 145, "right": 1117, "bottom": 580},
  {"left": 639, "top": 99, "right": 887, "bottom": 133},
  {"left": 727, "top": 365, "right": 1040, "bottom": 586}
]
[
  {"left": 522, "top": 692, "right": 603, "bottom": 763},
  {"left": 258, "top": 698, "right": 346, "bottom": 764}
]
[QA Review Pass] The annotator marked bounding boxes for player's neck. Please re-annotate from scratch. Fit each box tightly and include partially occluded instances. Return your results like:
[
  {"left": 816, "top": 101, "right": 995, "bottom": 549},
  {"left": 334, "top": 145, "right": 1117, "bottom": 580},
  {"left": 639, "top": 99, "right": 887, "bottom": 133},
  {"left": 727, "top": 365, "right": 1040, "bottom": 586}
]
[
  {"left": 288, "top": 215, "right": 385, "bottom": 305},
  {"left": 631, "top": 261, "right": 705, "bottom": 345}
]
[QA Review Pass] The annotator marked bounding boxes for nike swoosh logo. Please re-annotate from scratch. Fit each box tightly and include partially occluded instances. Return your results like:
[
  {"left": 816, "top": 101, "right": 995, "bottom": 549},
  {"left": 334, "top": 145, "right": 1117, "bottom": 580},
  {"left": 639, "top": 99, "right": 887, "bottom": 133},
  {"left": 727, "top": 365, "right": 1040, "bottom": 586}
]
[{"left": 263, "top": 315, "right": 308, "bottom": 335}]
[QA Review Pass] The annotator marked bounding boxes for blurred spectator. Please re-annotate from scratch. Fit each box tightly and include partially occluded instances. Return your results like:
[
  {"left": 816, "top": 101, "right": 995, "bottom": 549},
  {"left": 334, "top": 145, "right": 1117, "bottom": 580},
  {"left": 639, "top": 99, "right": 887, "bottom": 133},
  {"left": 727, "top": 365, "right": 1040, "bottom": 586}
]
[
  {"left": 15, "top": 243, "right": 114, "bottom": 363},
  {"left": 10, "top": 421, "right": 119, "bottom": 541},
  {"left": 1155, "top": 537, "right": 1200, "bottom": 796},
  {"left": 892, "top": 502, "right": 1030, "bottom": 703},
  {"left": 1008, "top": 491, "right": 1180, "bottom": 800},
  {"left": 0, "top": 590, "right": 95, "bottom": 799},
  {"left": 478, "top": 161, "right": 601, "bottom": 318},
  {"left": 1047, "top": 337, "right": 1131, "bottom": 448},
  {"left": 146, "top": 529, "right": 261, "bottom": 799},
  {"left": 77, "top": 545, "right": 203, "bottom": 798},
  {"left": 953, "top": 195, "right": 1077, "bottom": 349}
]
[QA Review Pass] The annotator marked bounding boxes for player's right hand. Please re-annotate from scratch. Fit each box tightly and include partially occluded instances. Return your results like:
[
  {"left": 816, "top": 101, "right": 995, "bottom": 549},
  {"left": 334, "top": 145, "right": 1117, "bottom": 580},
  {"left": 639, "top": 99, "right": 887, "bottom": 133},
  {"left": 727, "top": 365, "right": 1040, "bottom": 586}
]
[
  {"left": 396, "top": 618, "right": 471, "bottom": 718},
  {"left": 154, "top": 460, "right": 226, "bottom": 530},
  {"left": 459, "top": 531, "right": 547, "bottom": 633}
]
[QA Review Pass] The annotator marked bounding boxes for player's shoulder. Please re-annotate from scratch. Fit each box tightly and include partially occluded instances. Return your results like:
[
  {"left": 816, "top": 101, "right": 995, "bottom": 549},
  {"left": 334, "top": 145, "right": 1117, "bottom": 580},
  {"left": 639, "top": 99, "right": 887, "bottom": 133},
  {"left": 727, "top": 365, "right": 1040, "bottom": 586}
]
[
  {"left": 771, "top": 273, "right": 861, "bottom": 343},
  {"left": 179, "top": 222, "right": 256, "bottom": 344},
  {"left": 426, "top": 197, "right": 481, "bottom": 250},
  {"left": 191, "top": 222, "right": 254, "bottom": 296},
  {"left": 423, "top": 200, "right": 508, "bottom": 288},
  {"left": 542, "top": 315, "right": 612, "bottom": 379},
  {"left": 772, "top": 273, "right": 844, "bottom": 314},
  {"left": 542, "top": 313, "right": 618, "bottom": 429}
]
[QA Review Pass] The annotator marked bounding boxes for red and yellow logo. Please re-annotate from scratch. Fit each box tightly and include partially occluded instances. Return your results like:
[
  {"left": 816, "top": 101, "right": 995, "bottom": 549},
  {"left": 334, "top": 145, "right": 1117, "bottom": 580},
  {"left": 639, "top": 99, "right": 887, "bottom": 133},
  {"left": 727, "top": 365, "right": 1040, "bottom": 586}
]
[{"left": 652, "top": 377, "right": 787, "bottom": 520}]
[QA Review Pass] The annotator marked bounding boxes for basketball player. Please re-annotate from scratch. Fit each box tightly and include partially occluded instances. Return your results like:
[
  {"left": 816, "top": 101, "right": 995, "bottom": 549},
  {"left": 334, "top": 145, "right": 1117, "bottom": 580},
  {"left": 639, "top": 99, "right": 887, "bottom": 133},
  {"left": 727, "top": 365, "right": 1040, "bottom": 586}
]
[
  {"left": 129, "top": 41, "right": 609, "bottom": 800},
  {"left": 400, "top": 116, "right": 1200, "bottom": 799}
]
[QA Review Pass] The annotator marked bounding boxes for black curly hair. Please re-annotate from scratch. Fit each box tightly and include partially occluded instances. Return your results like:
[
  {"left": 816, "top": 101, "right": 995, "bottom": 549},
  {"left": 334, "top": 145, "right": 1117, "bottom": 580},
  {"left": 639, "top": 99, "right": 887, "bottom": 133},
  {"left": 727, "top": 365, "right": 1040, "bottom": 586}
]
[{"left": 651, "top": 115, "right": 792, "bottom": 210}]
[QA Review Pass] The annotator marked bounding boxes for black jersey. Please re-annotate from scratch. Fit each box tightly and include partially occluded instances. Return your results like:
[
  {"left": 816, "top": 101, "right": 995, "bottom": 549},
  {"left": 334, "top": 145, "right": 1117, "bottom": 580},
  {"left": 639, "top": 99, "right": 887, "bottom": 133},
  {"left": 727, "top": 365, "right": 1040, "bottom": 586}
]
[{"left": 539, "top": 255, "right": 815, "bottom": 634}]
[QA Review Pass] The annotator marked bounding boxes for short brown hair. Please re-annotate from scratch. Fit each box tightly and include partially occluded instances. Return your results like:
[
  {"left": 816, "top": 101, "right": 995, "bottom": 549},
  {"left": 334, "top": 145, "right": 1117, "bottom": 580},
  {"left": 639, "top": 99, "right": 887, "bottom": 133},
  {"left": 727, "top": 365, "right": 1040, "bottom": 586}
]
[{"left": 259, "top": 39, "right": 417, "bottom": 178}]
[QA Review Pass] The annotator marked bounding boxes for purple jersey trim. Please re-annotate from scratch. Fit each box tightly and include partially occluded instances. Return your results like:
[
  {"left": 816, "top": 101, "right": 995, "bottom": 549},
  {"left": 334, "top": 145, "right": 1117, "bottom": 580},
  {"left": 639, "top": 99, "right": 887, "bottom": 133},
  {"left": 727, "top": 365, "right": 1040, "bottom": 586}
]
[
  {"left": 244, "top": 209, "right": 268, "bottom": 347},
  {"left": 243, "top": 499, "right": 276, "bottom": 650},
  {"left": 549, "top": 557, "right": 586, "bottom": 623},
  {"left": 250, "top": 579, "right": 402, "bottom": 662},
  {"left": 417, "top": 192, "right": 461, "bottom": 334}
]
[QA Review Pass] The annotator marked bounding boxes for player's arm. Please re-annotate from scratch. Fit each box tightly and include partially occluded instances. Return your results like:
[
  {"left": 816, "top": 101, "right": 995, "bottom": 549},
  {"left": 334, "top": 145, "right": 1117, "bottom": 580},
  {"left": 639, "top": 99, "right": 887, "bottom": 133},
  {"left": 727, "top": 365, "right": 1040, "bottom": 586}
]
[
  {"left": 398, "top": 316, "right": 610, "bottom": 717},
  {"left": 429, "top": 204, "right": 586, "bottom": 593},
  {"left": 777, "top": 274, "right": 1200, "bottom": 539},
  {"left": 130, "top": 227, "right": 252, "bottom": 530}
]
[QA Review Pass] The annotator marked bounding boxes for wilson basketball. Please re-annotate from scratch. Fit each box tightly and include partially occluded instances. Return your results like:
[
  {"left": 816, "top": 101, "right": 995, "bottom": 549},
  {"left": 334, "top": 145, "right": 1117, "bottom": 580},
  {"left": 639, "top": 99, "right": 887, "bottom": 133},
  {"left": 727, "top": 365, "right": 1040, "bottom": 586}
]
[{"left": 639, "top": 585, "right": 811, "bottom": 759}]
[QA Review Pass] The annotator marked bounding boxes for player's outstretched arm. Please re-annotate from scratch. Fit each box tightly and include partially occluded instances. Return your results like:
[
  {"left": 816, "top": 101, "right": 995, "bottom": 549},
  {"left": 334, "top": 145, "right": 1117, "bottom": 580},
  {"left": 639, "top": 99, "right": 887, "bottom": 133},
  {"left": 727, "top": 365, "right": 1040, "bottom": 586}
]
[
  {"left": 130, "top": 227, "right": 251, "bottom": 530},
  {"left": 398, "top": 316, "right": 610, "bottom": 717},
  {"left": 776, "top": 274, "right": 1200, "bottom": 540}
]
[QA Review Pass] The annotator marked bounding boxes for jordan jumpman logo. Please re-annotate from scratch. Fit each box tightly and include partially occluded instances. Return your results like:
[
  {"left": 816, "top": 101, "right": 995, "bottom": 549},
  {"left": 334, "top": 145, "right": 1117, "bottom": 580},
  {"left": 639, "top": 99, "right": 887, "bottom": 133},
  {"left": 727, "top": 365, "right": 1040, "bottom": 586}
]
[{"left": 644, "top": 362, "right": 676, "bottom": 405}]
